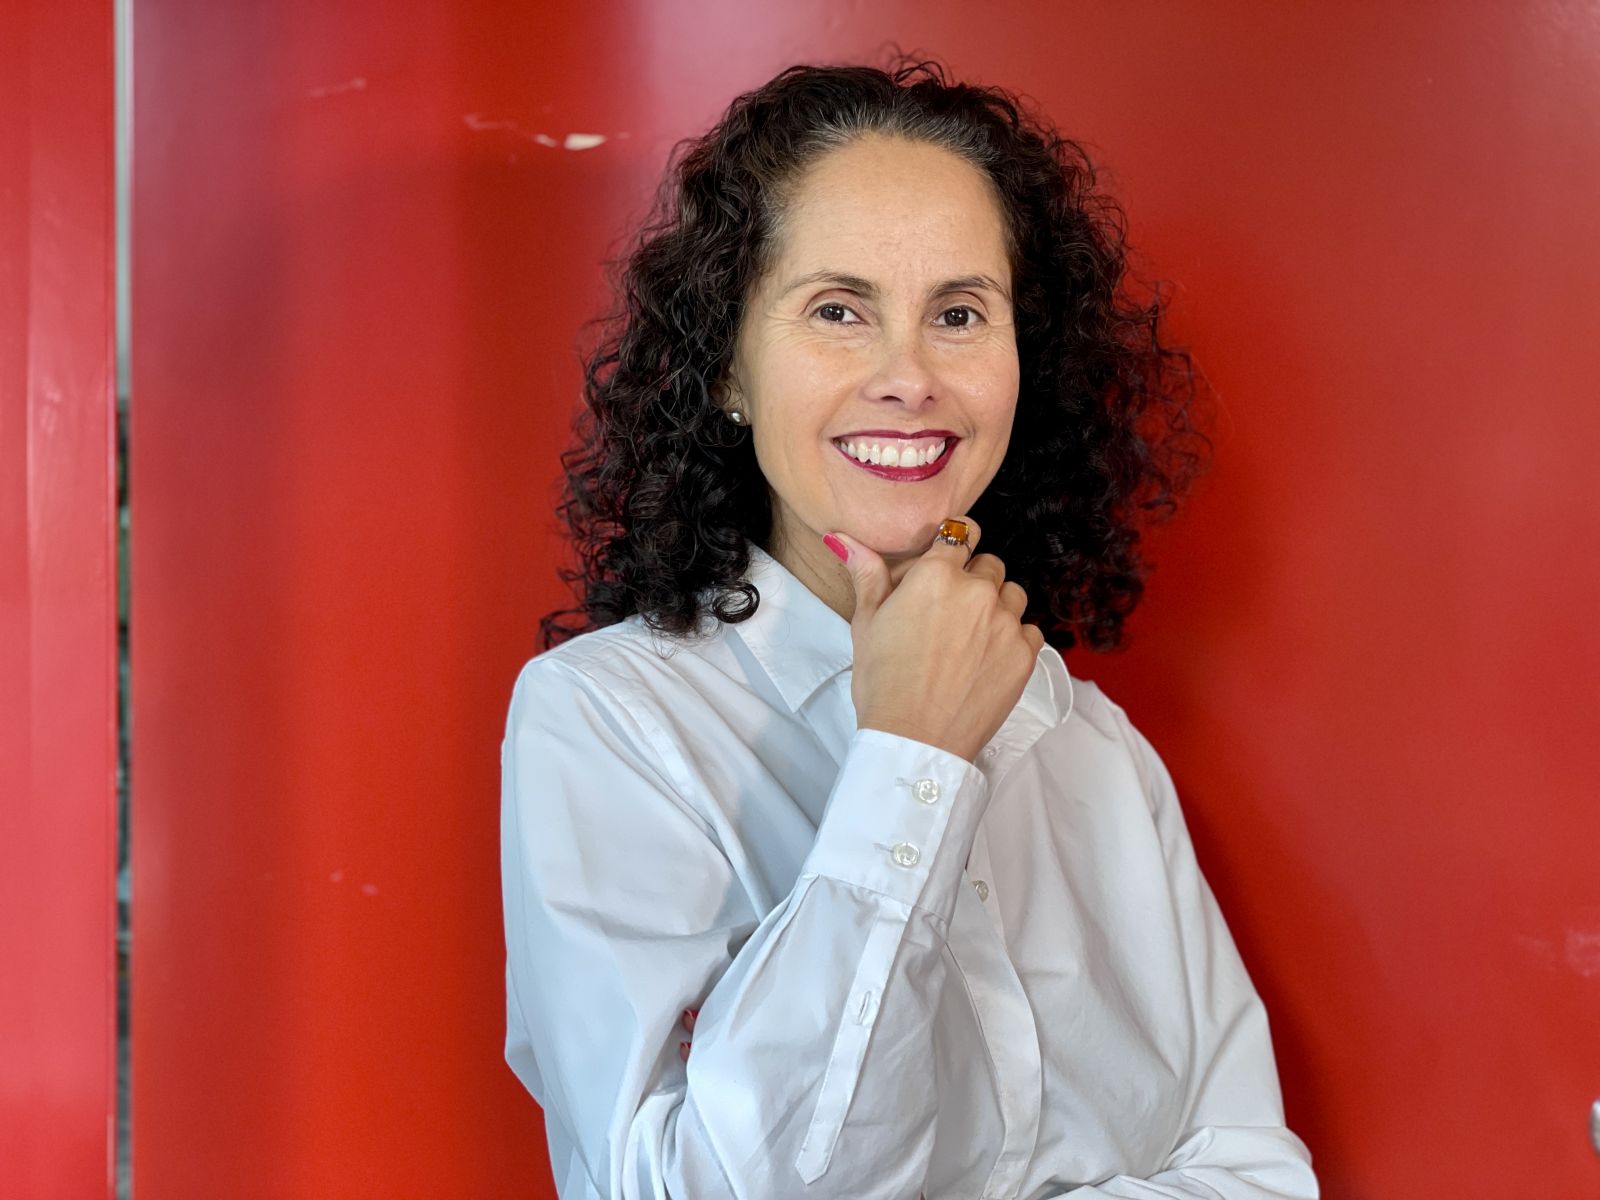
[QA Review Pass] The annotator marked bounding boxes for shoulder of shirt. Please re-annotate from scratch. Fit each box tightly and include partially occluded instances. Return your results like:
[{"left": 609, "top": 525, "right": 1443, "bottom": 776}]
[
  {"left": 509, "top": 611, "right": 730, "bottom": 714},
  {"left": 503, "top": 619, "right": 732, "bottom": 845},
  {"left": 504, "top": 615, "right": 736, "bottom": 798},
  {"left": 1040, "top": 654, "right": 1170, "bottom": 793}
]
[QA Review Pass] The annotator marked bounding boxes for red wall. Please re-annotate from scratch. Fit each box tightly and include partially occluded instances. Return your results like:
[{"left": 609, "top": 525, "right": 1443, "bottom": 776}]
[
  {"left": 1, "top": 2, "right": 118, "bottom": 1197},
  {"left": 132, "top": 3, "right": 1600, "bottom": 1197}
]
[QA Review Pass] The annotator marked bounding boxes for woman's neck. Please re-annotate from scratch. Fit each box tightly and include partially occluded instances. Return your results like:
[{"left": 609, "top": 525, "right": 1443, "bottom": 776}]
[{"left": 764, "top": 527, "right": 919, "bottom": 624}]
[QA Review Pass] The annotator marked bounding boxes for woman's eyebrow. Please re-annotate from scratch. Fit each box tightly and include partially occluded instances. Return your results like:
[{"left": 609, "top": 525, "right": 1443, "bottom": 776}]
[
  {"left": 780, "top": 270, "right": 1011, "bottom": 301},
  {"left": 936, "top": 274, "right": 1011, "bottom": 301},
  {"left": 781, "top": 270, "right": 878, "bottom": 298}
]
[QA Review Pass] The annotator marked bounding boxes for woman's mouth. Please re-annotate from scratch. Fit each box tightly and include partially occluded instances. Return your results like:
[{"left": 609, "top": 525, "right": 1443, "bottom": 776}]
[{"left": 829, "top": 435, "right": 957, "bottom": 482}]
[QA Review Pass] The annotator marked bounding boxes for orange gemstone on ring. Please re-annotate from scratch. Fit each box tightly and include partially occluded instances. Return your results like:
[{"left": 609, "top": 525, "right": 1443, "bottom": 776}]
[{"left": 938, "top": 518, "right": 970, "bottom": 544}]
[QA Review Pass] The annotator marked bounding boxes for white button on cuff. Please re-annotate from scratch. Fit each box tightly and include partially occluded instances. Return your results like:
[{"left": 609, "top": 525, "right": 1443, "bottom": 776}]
[
  {"left": 972, "top": 879, "right": 990, "bottom": 901},
  {"left": 890, "top": 842, "right": 921, "bottom": 868},
  {"left": 982, "top": 746, "right": 998, "bottom": 759},
  {"left": 912, "top": 778, "right": 940, "bottom": 804}
]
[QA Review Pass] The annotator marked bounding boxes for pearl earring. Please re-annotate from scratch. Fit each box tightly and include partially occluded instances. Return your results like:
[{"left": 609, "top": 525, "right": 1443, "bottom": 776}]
[{"left": 727, "top": 409, "right": 748, "bottom": 426}]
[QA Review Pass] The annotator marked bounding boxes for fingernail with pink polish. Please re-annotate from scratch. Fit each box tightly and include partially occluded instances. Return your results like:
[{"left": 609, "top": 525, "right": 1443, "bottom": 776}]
[{"left": 822, "top": 533, "right": 849, "bottom": 563}]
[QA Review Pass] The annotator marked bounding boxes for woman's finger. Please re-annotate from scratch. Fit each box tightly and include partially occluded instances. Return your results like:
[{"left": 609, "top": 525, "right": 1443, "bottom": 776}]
[
  {"left": 999, "top": 579, "right": 1027, "bottom": 616},
  {"left": 965, "top": 552, "right": 1005, "bottom": 589}
]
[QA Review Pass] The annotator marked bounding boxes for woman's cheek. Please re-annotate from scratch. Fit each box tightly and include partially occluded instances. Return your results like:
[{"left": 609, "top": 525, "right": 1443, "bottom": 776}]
[
  {"left": 795, "top": 343, "right": 870, "bottom": 391},
  {"left": 945, "top": 345, "right": 1019, "bottom": 403}
]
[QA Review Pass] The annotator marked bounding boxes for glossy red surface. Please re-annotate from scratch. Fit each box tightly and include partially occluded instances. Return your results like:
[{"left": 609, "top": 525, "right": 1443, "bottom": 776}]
[
  {"left": 0, "top": 1, "right": 118, "bottom": 1196},
  {"left": 131, "top": 4, "right": 1600, "bottom": 1196}
]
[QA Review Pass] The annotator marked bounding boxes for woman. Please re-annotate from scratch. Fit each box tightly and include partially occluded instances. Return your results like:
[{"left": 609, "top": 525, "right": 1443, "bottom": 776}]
[{"left": 501, "top": 60, "right": 1319, "bottom": 1199}]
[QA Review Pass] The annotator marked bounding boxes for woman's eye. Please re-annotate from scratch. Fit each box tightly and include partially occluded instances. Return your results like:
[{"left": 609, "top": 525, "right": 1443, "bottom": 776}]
[
  {"left": 937, "top": 306, "right": 982, "bottom": 328},
  {"left": 815, "top": 302, "right": 855, "bottom": 323}
]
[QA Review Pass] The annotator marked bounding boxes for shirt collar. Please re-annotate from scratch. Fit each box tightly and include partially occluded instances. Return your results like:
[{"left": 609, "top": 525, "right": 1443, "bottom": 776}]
[
  {"left": 728, "top": 542, "right": 1073, "bottom": 736},
  {"left": 731, "top": 542, "right": 855, "bottom": 712}
]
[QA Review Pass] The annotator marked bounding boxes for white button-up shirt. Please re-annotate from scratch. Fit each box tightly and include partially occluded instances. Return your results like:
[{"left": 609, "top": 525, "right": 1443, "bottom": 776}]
[{"left": 501, "top": 543, "right": 1318, "bottom": 1199}]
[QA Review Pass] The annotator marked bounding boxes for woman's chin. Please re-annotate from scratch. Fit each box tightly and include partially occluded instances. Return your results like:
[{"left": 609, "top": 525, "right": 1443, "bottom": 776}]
[{"left": 850, "top": 521, "right": 952, "bottom": 563}]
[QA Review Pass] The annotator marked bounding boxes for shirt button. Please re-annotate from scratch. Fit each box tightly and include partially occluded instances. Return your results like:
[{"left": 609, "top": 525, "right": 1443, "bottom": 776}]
[
  {"left": 890, "top": 842, "right": 921, "bottom": 868},
  {"left": 972, "top": 879, "right": 990, "bottom": 901},
  {"left": 982, "top": 746, "right": 998, "bottom": 760},
  {"left": 912, "top": 778, "right": 940, "bottom": 804}
]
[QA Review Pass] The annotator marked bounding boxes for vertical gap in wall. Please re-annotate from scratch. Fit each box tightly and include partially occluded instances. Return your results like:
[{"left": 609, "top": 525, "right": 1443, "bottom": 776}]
[{"left": 114, "top": 0, "right": 133, "bottom": 1196}]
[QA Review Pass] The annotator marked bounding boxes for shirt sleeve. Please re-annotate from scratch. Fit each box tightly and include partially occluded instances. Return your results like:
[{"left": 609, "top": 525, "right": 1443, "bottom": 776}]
[
  {"left": 500, "top": 655, "right": 989, "bottom": 1199},
  {"left": 1050, "top": 712, "right": 1319, "bottom": 1200}
]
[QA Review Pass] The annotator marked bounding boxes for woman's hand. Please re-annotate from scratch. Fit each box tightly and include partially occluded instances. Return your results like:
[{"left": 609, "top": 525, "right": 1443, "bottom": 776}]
[{"left": 824, "top": 516, "right": 1043, "bottom": 763}]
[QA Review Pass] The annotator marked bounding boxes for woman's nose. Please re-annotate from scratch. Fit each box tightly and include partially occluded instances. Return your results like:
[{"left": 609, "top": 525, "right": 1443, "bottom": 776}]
[{"left": 861, "top": 326, "right": 937, "bottom": 408}]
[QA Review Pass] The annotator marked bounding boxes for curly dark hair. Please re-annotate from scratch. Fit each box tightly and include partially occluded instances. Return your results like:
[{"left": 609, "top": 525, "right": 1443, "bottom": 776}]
[{"left": 539, "top": 56, "right": 1209, "bottom": 654}]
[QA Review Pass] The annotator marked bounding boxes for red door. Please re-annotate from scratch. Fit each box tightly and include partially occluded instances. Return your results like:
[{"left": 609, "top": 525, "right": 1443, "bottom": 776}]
[{"left": 132, "top": 4, "right": 1600, "bottom": 1197}]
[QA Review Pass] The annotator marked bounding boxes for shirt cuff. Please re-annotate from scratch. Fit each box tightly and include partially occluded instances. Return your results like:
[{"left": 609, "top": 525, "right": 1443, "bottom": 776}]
[{"left": 799, "top": 726, "right": 990, "bottom": 925}]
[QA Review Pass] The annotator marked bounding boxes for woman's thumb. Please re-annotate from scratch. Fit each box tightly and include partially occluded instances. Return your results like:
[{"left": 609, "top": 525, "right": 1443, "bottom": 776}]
[{"left": 823, "top": 531, "right": 891, "bottom": 622}]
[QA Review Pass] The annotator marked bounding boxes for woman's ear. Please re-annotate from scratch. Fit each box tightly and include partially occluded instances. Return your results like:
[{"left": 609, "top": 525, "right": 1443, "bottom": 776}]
[{"left": 713, "top": 374, "right": 747, "bottom": 423}]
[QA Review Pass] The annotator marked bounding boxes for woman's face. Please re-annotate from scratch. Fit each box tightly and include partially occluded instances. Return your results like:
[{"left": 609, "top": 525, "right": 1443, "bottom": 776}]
[{"left": 729, "top": 133, "right": 1020, "bottom": 586}]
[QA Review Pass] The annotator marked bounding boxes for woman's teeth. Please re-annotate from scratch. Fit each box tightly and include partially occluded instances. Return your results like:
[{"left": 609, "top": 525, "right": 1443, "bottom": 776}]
[{"left": 833, "top": 437, "right": 949, "bottom": 468}]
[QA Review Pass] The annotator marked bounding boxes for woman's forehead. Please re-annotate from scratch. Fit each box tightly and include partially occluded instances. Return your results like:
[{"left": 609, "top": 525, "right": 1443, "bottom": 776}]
[{"left": 767, "top": 137, "right": 1010, "bottom": 292}]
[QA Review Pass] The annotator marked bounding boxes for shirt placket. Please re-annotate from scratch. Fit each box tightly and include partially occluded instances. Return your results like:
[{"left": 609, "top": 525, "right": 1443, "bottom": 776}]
[
  {"left": 946, "top": 862, "right": 1041, "bottom": 1200},
  {"left": 964, "top": 815, "right": 1008, "bottom": 945}
]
